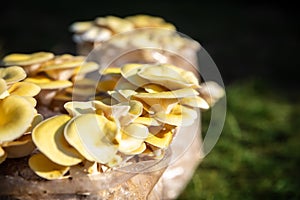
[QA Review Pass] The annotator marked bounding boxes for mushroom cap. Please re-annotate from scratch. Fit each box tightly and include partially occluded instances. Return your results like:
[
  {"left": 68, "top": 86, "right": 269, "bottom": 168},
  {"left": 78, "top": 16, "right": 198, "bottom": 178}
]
[
  {"left": 3, "top": 52, "right": 54, "bottom": 66},
  {"left": 137, "top": 64, "right": 199, "bottom": 90},
  {"left": 0, "top": 95, "right": 35, "bottom": 143},
  {"left": 64, "top": 114, "right": 119, "bottom": 164},
  {"left": 8, "top": 82, "right": 41, "bottom": 97},
  {"left": 0, "top": 78, "right": 7, "bottom": 97},
  {"left": 180, "top": 96, "right": 210, "bottom": 109},
  {"left": 154, "top": 104, "right": 198, "bottom": 127},
  {"left": 69, "top": 21, "right": 94, "bottom": 33},
  {"left": 125, "top": 15, "right": 176, "bottom": 30},
  {"left": 120, "top": 63, "right": 149, "bottom": 86},
  {"left": 29, "top": 153, "right": 70, "bottom": 180},
  {"left": 32, "top": 115, "right": 84, "bottom": 166},
  {"left": 95, "top": 16, "right": 134, "bottom": 33},
  {"left": 133, "top": 117, "right": 161, "bottom": 126},
  {"left": 145, "top": 129, "right": 173, "bottom": 149},
  {"left": 133, "top": 88, "right": 199, "bottom": 99},
  {"left": 2, "top": 134, "right": 36, "bottom": 158},
  {"left": 0, "top": 146, "right": 7, "bottom": 164},
  {"left": 117, "top": 123, "right": 149, "bottom": 154},
  {"left": 0, "top": 66, "right": 26, "bottom": 84},
  {"left": 24, "top": 76, "right": 72, "bottom": 89},
  {"left": 64, "top": 101, "right": 95, "bottom": 117}
]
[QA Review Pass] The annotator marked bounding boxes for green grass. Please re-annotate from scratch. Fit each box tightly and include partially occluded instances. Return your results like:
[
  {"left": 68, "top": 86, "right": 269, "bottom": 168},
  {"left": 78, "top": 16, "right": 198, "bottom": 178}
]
[{"left": 178, "top": 80, "right": 300, "bottom": 200}]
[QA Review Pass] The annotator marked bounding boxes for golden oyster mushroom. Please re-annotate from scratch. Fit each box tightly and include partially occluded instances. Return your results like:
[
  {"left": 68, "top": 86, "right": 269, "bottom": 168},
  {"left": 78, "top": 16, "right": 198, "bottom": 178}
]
[
  {"left": 0, "top": 78, "right": 8, "bottom": 99},
  {"left": 0, "top": 66, "right": 26, "bottom": 85},
  {"left": 29, "top": 153, "right": 70, "bottom": 180},
  {"left": 25, "top": 76, "right": 72, "bottom": 105},
  {"left": 8, "top": 82, "right": 40, "bottom": 97},
  {"left": 154, "top": 104, "right": 198, "bottom": 127},
  {"left": 125, "top": 14, "right": 176, "bottom": 30},
  {"left": 0, "top": 95, "right": 35, "bottom": 143},
  {"left": 3, "top": 52, "right": 54, "bottom": 66},
  {"left": 2, "top": 134, "right": 36, "bottom": 158},
  {"left": 117, "top": 123, "right": 149, "bottom": 155},
  {"left": 69, "top": 21, "right": 94, "bottom": 33},
  {"left": 0, "top": 146, "right": 7, "bottom": 164},
  {"left": 145, "top": 129, "right": 173, "bottom": 149},
  {"left": 64, "top": 114, "right": 119, "bottom": 164},
  {"left": 64, "top": 101, "right": 95, "bottom": 117},
  {"left": 120, "top": 63, "right": 149, "bottom": 87},
  {"left": 32, "top": 115, "right": 84, "bottom": 166},
  {"left": 137, "top": 64, "right": 200, "bottom": 90},
  {"left": 95, "top": 16, "right": 134, "bottom": 33}
]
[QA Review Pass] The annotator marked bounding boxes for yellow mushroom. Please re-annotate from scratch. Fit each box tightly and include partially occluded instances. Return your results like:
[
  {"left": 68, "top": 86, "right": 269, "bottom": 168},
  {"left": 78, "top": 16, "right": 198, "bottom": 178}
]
[
  {"left": 0, "top": 146, "right": 7, "bottom": 164},
  {"left": 95, "top": 16, "right": 134, "bottom": 33},
  {"left": 69, "top": 21, "right": 94, "bottom": 33},
  {"left": 24, "top": 76, "right": 72, "bottom": 90},
  {"left": 117, "top": 123, "right": 149, "bottom": 154},
  {"left": 2, "top": 134, "right": 36, "bottom": 158},
  {"left": 29, "top": 153, "right": 70, "bottom": 180},
  {"left": 0, "top": 95, "right": 35, "bottom": 143},
  {"left": 145, "top": 129, "right": 173, "bottom": 149},
  {"left": 116, "top": 100, "right": 143, "bottom": 125},
  {"left": 0, "top": 78, "right": 8, "bottom": 99},
  {"left": 120, "top": 63, "right": 149, "bottom": 87},
  {"left": 3, "top": 52, "right": 54, "bottom": 66},
  {"left": 64, "top": 114, "right": 118, "bottom": 164},
  {"left": 133, "top": 88, "right": 199, "bottom": 99},
  {"left": 24, "top": 76, "right": 72, "bottom": 105},
  {"left": 0, "top": 66, "right": 26, "bottom": 85},
  {"left": 154, "top": 104, "right": 198, "bottom": 127},
  {"left": 32, "top": 115, "right": 84, "bottom": 166},
  {"left": 8, "top": 82, "right": 41, "bottom": 97},
  {"left": 137, "top": 64, "right": 199, "bottom": 90},
  {"left": 180, "top": 96, "right": 210, "bottom": 109},
  {"left": 125, "top": 15, "right": 176, "bottom": 30},
  {"left": 64, "top": 101, "right": 95, "bottom": 117},
  {"left": 133, "top": 117, "right": 161, "bottom": 126}
]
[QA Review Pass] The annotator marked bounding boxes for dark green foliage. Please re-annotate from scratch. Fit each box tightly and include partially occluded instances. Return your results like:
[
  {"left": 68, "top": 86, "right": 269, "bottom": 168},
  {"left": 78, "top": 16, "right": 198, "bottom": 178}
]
[{"left": 178, "top": 80, "right": 300, "bottom": 200}]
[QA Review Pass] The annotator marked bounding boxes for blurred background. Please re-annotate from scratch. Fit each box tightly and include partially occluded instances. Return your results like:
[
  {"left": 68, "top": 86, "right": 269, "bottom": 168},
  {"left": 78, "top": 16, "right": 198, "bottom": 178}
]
[{"left": 0, "top": 1, "right": 299, "bottom": 199}]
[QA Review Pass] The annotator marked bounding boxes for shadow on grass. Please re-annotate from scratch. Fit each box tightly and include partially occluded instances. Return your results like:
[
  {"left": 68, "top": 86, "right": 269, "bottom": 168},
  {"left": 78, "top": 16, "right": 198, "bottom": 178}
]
[{"left": 178, "top": 79, "right": 300, "bottom": 200}]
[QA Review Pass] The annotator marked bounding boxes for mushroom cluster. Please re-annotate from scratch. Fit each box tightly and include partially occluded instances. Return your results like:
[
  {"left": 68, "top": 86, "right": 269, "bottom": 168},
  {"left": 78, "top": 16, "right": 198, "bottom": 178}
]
[
  {"left": 28, "top": 63, "right": 224, "bottom": 180},
  {"left": 70, "top": 15, "right": 175, "bottom": 46},
  {"left": 0, "top": 66, "right": 42, "bottom": 164},
  {"left": 2, "top": 52, "right": 99, "bottom": 115},
  {"left": 70, "top": 14, "right": 200, "bottom": 65}
]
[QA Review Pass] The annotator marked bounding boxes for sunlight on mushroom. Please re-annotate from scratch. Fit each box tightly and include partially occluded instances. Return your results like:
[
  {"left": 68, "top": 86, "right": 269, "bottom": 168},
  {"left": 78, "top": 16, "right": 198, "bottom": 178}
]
[{"left": 29, "top": 153, "right": 70, "bottom": 180}]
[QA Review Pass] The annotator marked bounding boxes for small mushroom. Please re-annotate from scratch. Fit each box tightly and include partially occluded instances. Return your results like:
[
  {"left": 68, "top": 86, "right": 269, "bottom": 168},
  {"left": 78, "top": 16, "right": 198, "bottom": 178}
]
[
  {"left": 120, "top": 63, "right": 149, "bottom": 86},
  {"left": 29, "top": 153, "right": 70, "bottom": 180},
  {"left": 32, "top": 114, "right": 84, "bottom": 166},
  {"left": 154, "top": 104, "right": 198, "bottom": 127},
  {"left": 0, "top": 78, "right": 8, "bottom": 99},
  {"left": 24, "top": 76, "right": 72, "bottom": 105},
  {"left": 0, "top": 146, "right": 7, "bottom": 164},
  {"left": 2, "top": 134, "right": 36, "bottom": 158},
  {"left": 0, "top": 66, "right": 26, "bottom": 85},
  {"left": 0, "top": 95, "right": 35, "bottom": 143},
  {"left": 117, "top": 123, "right": 149, "bottom": 154},
  {"left": 69, "top": 21, "right": 94, "bottom": 33},
  {"left": 64, "top": 114, "right": 118, "bottom": 164},
  {"left": 145, "top": 129, "right": 173, "bottom": 149},
  {"left": 8, "top": 82, "right": 41, "bottom": 97},
  {"left": 180, "top": 96, "right": 210, "bottom": 109},
  {"left": 133, "top": 117, "right": 161, "bottom": 126},
  {"left": 125, "top": 15, "right": 176, "bottom": 30},
  {"left": 133, "top": 88, "right": 199, "bottom": 99},
  {"left": 3, "top": 52, "right": 54, "bottom": 66},
  {"left": 64, "top": 101, "right": 95, "bottom": 117},
  {"left": 95, "top": 16, "right": 134, "bottom": 34},
  {"left": 137, "top": 64, "right": 199, "bottom": 90}
]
